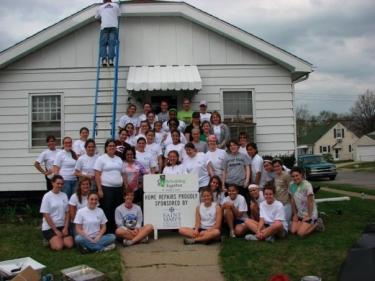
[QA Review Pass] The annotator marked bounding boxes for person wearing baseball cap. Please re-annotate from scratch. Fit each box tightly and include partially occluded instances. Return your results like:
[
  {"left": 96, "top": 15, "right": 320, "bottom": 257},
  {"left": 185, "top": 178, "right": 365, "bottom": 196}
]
[{"left": 199, "top": 100, "right": 211, "bottom": 123}]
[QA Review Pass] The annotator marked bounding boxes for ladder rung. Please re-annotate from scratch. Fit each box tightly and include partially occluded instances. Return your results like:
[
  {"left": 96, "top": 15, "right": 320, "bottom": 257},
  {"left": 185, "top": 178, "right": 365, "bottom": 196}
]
[
  {"left": 98, "top": 78, "right": 113, "bottom": 80},
  {"left": 96, "top": 128, "right": 111, "bottom": 131},
  {"left": 97, "top": 102, "right": 113, "bottom": 106},
  {"left": 98, "top": 89, "right": 113, "bottom": 92}
]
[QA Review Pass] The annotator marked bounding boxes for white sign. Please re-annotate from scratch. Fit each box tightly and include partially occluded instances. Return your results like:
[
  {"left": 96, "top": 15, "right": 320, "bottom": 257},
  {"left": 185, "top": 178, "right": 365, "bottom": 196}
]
[{"left": 144, "top": 174, "right": 200, "bottom": 230}]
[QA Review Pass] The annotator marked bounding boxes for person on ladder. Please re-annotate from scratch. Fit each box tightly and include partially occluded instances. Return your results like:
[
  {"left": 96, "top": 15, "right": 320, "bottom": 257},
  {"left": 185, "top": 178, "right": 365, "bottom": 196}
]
[{"left": 95, "top": 0, "right": 121, "bottom": 67}]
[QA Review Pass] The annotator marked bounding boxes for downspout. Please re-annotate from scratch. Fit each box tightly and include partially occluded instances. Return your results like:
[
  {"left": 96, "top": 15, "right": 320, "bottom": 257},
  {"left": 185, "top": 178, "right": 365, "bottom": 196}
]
[{"left": 292, "top": 73, "right": 309, "bottom": 160}]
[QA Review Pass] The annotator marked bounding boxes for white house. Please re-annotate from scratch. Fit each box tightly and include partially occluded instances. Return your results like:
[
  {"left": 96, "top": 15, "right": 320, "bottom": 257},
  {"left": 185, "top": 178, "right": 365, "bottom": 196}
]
[
  {"left": 0, "top": 1, "right": 312, "bottom": 192},
  {"left": 354, "top": 131, "right": 375, "bottom": 162},
  {"left": 297, "top": 122, "right": 358, "bottom": 161}
]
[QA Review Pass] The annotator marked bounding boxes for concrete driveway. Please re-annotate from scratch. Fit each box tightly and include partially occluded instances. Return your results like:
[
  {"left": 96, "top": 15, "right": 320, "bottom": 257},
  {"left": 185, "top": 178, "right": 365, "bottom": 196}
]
[{"left": 313, "top": 170, "right": 375, "bottom": 189}]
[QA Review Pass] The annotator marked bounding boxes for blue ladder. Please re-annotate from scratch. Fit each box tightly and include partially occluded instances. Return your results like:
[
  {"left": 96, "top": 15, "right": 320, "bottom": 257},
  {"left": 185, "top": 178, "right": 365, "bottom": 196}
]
[{"left": 92, "top": 20, "right": 121, "bottom": 141}]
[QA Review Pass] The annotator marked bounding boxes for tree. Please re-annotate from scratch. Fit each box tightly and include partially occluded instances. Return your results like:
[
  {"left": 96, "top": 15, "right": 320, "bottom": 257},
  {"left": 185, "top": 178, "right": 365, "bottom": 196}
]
[
  {"left": 350, "top": 90, "right": 375, "bottom": 136},
  {"left": 296, "top": 104, "right": 311, "bottom": 137}
]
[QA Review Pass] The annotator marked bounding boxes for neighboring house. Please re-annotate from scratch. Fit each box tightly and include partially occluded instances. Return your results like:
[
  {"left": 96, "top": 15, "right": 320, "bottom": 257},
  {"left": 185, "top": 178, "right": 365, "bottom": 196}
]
[
  {"left": 0, "top": 1, "right": 312, "bottom": 192},
  {"left": 298, "top": 122, "right": 358, "bottom": 160},
  {"left": 354, "top": 131, "right": 375, "bottom": 162}
]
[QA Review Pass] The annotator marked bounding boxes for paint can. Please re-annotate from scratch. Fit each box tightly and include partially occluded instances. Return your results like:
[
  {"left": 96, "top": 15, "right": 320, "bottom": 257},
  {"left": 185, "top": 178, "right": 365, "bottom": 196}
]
[{"left": 301, "top": 276, "right": 321, "bottom": 281}]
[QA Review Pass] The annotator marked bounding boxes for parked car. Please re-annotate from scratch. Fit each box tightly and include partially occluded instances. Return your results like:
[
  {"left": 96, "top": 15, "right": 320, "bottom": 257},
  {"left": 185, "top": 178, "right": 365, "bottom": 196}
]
[{"left": 297, "top": 155, "right": 337, "bottom": 180}]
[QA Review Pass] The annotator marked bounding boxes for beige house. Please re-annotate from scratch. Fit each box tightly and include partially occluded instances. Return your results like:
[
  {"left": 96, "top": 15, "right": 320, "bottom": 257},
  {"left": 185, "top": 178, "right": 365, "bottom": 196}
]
[
  {"left": 298, "top": 122, "right": 358, "bottom": 160},
  {"left": 354, "top": 131, "right": 375, "bottom": 161}
]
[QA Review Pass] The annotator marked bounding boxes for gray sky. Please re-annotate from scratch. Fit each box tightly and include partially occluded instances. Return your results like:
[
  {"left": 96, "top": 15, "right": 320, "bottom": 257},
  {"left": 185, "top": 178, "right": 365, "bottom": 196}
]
[{"left": 1, "top": 0, "right": 374, "bottom": 114}]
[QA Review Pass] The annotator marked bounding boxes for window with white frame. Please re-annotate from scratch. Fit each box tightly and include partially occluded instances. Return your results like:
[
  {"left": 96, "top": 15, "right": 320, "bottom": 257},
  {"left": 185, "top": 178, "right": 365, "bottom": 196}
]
[
  {"left": 31, "top": 94, "right": 62, "bottom": 147},
  {"left": 223, "top": 91, "right": 253, "bottom": 117}
]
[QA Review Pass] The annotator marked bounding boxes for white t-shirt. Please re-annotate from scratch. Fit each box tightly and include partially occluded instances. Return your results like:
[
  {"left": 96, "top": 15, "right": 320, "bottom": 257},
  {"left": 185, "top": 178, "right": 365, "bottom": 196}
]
[
  {"left": 125, "top": 135, "right": 137, "bottom": 147},
  {"left": 75, "top": 154, "right": 99, "bottom": 177},
  {"left": 154, "top": 132, "right": 165, "bottom": 145},
  {"left": 162, "top": 120, "right": 186, "bottom": 133},
  {"left": 162, "top": 164, "right": 186, "bottom": 175},
  {"left": 94, "top": 154, "right": 123, "bottom": 187},
  {"left": 222, "top": 194, "right": 248, "bottom": 220},
  {"left": 183, "top": 152, "right": 211, "bottom": 188},
  {"left": 163, "top": 132, "right": 187, "bottom": 146},
  {"left": 36, "top": 149, "right": 61, "bottom": 172},
  {"left": 199, "top": 202, "right": 217, "bottom": 229},
  {"left": 200, "top": 112, "right": 211, "bottom": 123},
  {"left": 115, "top": 203, "right": 143, "bottom": 229},
  {"left": 138, "top": 113, "right": 158, "bottom": 122},
  {"left": 54, "top": 150, "right": 77, "bottom": 181},
  {"left": 259, "top": 200, "right": 287, "bottom": 231},
  {"left": 40, "top": 191, "right": 68, "bottom": 231},
  {"left": 95, "top": 2, "right": 121, "bottom": 30},
  {"left": 118, "top": 114, "right": 140, "bottom": 129},
  {"left": 73, "top": 139, "right": 86, "bottom": 156},
  {"left": 250, "top": 154, "right": 263, "bottom": 184},
  {"left": 212, "top": 125, "right": 221, "bottom": 141},
  {"left": 136, "top": 151, "right": 157, "bottom": 173},
  {"left": 206, "top": 149, "right": 226, "bottom": 176},
  {"left": 74, "top": 207, "right": 107, "bottom": 238},
  {"left": 255, "top": 190, "right": 265, "bottom": 204},
  {"left": 69, "top": 193, "right": 88, "bottom": 211},
  {"left": 146, "top": 143, "right": 162, "bottom": 171},
  {"left": 164, "top": 143, "right": 186, "bottom": 160}
]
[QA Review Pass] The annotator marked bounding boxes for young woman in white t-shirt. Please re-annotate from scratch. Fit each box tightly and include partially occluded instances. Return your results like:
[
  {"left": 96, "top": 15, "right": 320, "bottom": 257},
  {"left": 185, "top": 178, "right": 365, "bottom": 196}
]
[
  {"left": 69, "top": 177, "right": 91, "bottom": 224},
  {"left": 210, "top": 111, "right": 230, "bottom": 149},
  {"left": 222, "top": 185, "right": 249, "bottom": 238},
  {"left": 179, "top": 188, "right": 222, "bottom": 244},
  {"left": 74, "top": 139, "right": 99, "bottom": 190},
  {"left": 40, "top": 175, "right": 74, "bottom": 251},
  {"left": 34, "top": 135, "right": 60, "bottom": 191},
  {"left": 135, "top": 137, "right": 156, "bottom": 174},
  {"left": 74, "top": 192, "right": 116, "bottom": 253},
  {"left": 73, "top": 127, "right": 89, "bottom": 157},
  {"left": 246, "top": 143, "right": 263, "bottom": 186},
  {"left": 124, "top": 122, "right": 137, "bottom": 147},
  {"left": 53, "top": 136, "right": 78, "bottom": 199},
  {"left": 145, "top": 130, "right": 163, "bottom": 172},
  {"left": 200, "top": 175, "right": 225, "bottom": 205},
  {"left": 94, "top": 139, "right": 124, "bottom": 233},
  {"left": 164, "top": 130, "right": 185, "bottom": 163},
  {"left": 289, "top": 167, "right": 323, "bottom": 237},
  {"left": 162, "top": 150, "right": 186, "bottom": 175},
  {"left": 244, "top": 183, "right": 287, "bottom": 242}
]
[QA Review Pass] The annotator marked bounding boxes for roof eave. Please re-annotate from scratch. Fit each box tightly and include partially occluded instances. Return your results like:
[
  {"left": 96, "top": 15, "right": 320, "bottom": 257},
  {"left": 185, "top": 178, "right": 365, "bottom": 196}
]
[{"left": 0, "top": 2, "right": 313, "bottom": 73}]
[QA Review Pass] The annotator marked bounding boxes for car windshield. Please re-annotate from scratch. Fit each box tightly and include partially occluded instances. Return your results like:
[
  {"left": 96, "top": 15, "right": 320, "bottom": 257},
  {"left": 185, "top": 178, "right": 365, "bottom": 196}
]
[{"left": 303, "top": 156, "right": 324, "bottom": 164}]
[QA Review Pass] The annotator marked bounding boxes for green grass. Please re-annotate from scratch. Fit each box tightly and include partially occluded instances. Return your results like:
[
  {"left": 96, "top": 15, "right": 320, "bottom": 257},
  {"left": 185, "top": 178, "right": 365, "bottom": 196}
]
[
  {"left": 339, "top": 161, "right": 375, "bottom": 171},
  {"left": 220, "top": 191, "right": 375, "bottom": 281},
  {"left": 315, "top": 182, "right": 375, "bottom": 196},
  {"left": 0, "top": 222, "right": 123, "bottom": 280}
]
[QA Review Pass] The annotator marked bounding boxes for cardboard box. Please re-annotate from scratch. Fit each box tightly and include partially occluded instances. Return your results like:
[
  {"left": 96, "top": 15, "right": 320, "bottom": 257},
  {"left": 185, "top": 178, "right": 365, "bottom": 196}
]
[
  {"left": 61, "top": 265, "right": 105, "bottom": 281},
  {"left": 0, "top": 257, "right": 45, "bottom": 279},
  {"left": 11, "top": 266, "right": 40, "bottom": 281}
]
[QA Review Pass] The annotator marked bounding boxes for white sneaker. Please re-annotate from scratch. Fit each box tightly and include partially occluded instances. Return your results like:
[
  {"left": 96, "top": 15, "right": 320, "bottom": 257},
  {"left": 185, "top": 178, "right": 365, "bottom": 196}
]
[
  {"left": 102, "top": 243, "right": 116, "bottom": 252},
  {"left": 102, "top": 58, "right": 107, "bottom": 67},
  {"left": 229, "top": 230, "right": 236, "bottom": 238},
  {"left": 183, "top": 238, "right": 196, "bottom": 245},
  {"left": 108, "top": 59, "right": 114, "bottom": 66},
  {"left": 316, "top": 217, "right": 325, "bottom": 232},
  {"left": 244, "top": 234, "right": 258, "bottom": 241},
  {"left": 123, "top": 239, "right": 134, "bottom": 247}
]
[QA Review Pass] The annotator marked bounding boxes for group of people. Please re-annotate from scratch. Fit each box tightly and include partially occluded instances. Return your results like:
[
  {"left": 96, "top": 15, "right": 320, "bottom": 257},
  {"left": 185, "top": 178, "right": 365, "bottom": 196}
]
[{"left": 35, "top": 98, "right": 324, "bottom": 252}]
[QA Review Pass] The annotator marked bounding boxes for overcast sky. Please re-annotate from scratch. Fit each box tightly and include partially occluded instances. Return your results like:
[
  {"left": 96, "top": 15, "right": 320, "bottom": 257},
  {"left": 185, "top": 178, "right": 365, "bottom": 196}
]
[{"left": 1, "top": 0, "right": 374, "bottom": 114}]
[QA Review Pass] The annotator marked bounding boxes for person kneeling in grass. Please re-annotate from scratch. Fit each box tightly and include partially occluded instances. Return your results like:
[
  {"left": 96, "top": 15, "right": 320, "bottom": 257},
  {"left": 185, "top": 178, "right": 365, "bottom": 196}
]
[
  {"left": 244, "top": 182, "right": 287, "bottom": 242},
  {"left": 115, "top": 190, "right": 154, "bottom": 246},
  {"left": 289, "top": 167, "right": 324, "bottom": 237},
  {"left": 179, "top": 188, "right": 222, "bottom": 244},
  {"left": 74, "top": 192, "right": 116, "bottom": 253},
  {"left": 248, "top": 184, "right": 264, "bottom": 221},
  {"left": 222, "top": 185, "right": 248, "bottom": 238}
]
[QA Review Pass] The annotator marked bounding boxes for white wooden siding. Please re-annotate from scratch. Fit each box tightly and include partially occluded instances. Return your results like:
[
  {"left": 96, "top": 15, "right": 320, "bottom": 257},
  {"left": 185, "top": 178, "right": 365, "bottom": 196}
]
[{"left": 0, "top": 16, "right": 294, "bottom": 191}]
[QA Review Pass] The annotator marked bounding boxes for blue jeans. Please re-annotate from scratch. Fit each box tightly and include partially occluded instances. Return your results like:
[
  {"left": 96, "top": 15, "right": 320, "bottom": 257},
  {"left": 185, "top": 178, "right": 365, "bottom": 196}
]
[
  {"left": 62, "top": 180, "right": 77, "bottom": 199},
  {"left": 100, "top": 27, "right": 118, "bottom": 60},
  {"left": 75, "top": 234, "right": 116, "bottom": 252}
]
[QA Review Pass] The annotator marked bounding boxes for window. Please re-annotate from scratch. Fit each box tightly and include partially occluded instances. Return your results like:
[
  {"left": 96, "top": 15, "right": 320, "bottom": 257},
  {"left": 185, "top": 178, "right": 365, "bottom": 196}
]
[
  {"left": 31, "top": 95, "right": 61, "bottom": 147},
  {"left": 223, "top": 91, "right": 253, "bottom": 117},
  {"left": 322, "top": 146, "right": 327, "bottom": 153},
  {"left": 334, "top": 128, "right": 342, "bottom": 139},
  {"left": 349, "top": 145, "right": 352, "bottom": 152}
]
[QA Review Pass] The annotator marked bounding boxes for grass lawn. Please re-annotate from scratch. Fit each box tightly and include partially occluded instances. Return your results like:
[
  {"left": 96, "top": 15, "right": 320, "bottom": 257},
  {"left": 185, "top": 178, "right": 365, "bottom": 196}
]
[
  {"left": 315, "top": 182, "right": 375, "bottom": 196},
  {"left": 220, "top": 190, "right": 375, "bottom": 281},
  {"left": 0, "top": 221, "right": 123, "bottom": 280},
  {"left": 339, "top": 161, "right": 375, "bottom": 171}
]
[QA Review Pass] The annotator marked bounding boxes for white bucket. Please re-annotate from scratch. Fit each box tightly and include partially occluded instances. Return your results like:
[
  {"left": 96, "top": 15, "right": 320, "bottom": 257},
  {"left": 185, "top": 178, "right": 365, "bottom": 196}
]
[{"left": 301, "top": 276, "right": 321, "bottom": 281}]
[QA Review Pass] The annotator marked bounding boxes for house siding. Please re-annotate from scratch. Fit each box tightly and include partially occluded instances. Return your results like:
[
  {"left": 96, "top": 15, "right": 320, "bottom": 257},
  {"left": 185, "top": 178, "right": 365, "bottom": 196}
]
[{"left": 0, "top": 16, "right": 295, "bottom": 191}]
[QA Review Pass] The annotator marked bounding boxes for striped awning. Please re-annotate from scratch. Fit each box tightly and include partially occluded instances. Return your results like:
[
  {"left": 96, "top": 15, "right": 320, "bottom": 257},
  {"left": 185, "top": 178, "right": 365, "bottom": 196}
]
[{"left": 126, "top": 65, "right": 202, "bottom": 91}]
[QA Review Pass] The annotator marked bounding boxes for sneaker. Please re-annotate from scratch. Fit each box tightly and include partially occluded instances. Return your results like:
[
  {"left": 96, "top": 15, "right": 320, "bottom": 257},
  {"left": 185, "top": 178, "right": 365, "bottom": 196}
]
[
  {"left": 316, "top": 217, "right": 325, "bottom": 232},
  {"left": 108, "top": 59, "right": 114, "bottom": 66},
  {"left": 140, "top": 236, "right": 149, "bottom": 244},
  {"left": 244, "top": 234, "right": 258, "bottom": 241},
  {"left": 265, "top": 236, "right": 275, "bottom": 243},
  {"left": 229, "top": 230, "right": 236, "bottom": 238},
  {"left": 123, "top": 239, "right": 135, "bottom": 247},
  {"left": 78, "top": 245, "right": 90, "bottom": 254},
  {"left": 183, "top": 238, "right": 196, "bottom": 245},
  {"left": 102, "top": 58, "right": 107, "bottom": 67},
  {"left": 102, "top": 243, "right": 116, "bottom": 252}
]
